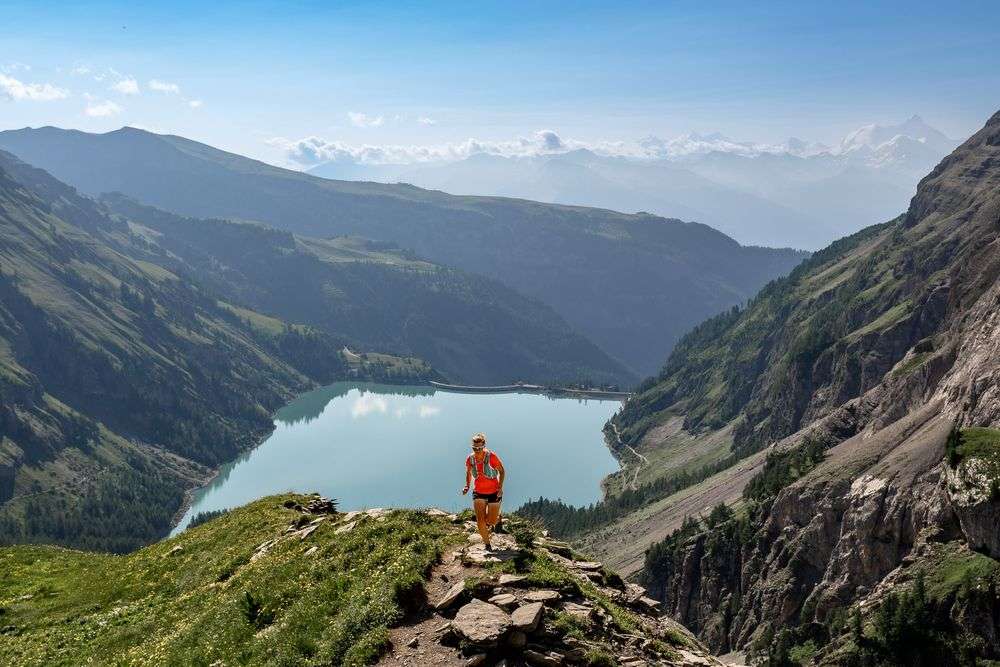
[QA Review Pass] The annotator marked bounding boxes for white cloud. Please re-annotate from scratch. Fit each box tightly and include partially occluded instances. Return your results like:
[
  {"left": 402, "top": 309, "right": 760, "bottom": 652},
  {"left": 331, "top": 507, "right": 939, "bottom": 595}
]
[
  {"left": 347, "top": 111, "right": 384, "bottom": 128},
  {"left": 0, "top": 73, "right": 69, "bottom": 102},
  {"left": 187, "top": 99, "right": 203, "bottom": 108},
  {"left": 417, "top": 116, "right": 437, "bottom": 126},
  {"left": 418, "top": 405, "right": 441, "bottom": 418},
  {"left": 84, "top": 99, "right": 123, "bottom": 117},
  {"left": 148, "top": 79, "right": 180, "bottom": 94},
  {"left": 111, "top": 77, "right": 140, "bottom": 95},
  {"left": 274, "top": 129, "right": 580, "bottom": 166},
  {"left": 71, "top": 64, "right": 92, "bottom": 76},
  {"left": 2, "top": 62, "right": 31, "bottom": 73},
  {"left": 351, "top": 392, "right": 388, "bottom": 418},
  {"left": 272, "top": 117, "right": 944, "bottom": 169}
]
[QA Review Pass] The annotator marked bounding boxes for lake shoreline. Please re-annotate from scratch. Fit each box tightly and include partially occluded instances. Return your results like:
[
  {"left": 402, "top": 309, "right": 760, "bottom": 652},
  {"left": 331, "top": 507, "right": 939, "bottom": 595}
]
[
  {"left": 167, "top": 420, "right": 278, "bottom": 534},
  {"left": 428, "top": 380, "right": 630, "bottom": 400},
  {"left": 168, "top": 380, "right": 627, "bottom": 535}
]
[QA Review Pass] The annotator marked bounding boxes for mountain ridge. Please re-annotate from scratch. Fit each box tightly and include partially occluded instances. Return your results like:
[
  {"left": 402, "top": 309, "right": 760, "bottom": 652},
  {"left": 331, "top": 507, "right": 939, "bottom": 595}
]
[
  {"left": 0, "top": 125, "right": 808, "bottom": 376},
  {"left": 598, "top": 109, "right": 1000, "bottom": 663}
]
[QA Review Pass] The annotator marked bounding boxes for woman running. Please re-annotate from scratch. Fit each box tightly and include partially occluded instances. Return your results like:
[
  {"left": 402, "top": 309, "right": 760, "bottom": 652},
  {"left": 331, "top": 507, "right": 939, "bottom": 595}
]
[{"left": 462, "top": 432, "right": 505, "bottom": 550}]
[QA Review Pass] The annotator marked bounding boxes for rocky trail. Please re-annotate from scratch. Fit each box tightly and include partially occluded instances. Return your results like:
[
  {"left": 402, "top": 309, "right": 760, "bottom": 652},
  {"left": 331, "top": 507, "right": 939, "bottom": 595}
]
[{"left": 375, "top": 510, "right": 724, "bottom": 667}]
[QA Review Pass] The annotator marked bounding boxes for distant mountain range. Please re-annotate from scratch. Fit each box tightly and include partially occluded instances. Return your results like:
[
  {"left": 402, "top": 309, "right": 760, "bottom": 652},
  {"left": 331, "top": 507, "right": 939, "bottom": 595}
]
[
  {"left": 0, "top": 126, "right": 807, "bottom": 376},
  {"left": 304, "top": 116, "right": 958, "bottom": 250}
]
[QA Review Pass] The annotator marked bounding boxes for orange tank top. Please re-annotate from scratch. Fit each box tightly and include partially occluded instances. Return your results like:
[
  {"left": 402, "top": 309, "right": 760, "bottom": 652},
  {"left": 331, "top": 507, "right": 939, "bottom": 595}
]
[{"left": 468, "top": 451, "right": 502, "bottom": 494}]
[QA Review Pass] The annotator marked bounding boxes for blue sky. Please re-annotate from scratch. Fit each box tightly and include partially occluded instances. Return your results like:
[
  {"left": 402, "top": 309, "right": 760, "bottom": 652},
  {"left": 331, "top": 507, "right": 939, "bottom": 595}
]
[{"left": 2, "top": 0, "right": 998, "bottom": 166}]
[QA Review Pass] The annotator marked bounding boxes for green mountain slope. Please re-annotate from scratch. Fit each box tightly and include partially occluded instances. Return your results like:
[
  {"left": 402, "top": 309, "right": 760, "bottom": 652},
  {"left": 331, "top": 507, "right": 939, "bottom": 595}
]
[
  {"left": 0, "top": 126, "right": 808, "bottom": 375},
  {"left": 99, "top": 194, "right": 630, "bottom": 386},
  {"left": 596, "top": 110, "right": 1000, "bottom": 662},
  {"left": 0, "top": 151, "right": 383, "bottom": 551},
  {"left": 611, "top": 120, "right": 1000, "bottom": 454},
  {"left": 0, "top": 494, "right": 720, "bottom": 666}
]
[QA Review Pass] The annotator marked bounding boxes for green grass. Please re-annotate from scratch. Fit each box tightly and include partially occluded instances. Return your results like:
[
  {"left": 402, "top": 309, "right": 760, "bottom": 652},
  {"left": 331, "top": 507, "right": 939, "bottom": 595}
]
[
  {"left": 891, "top": 352, "right": 931, "bottom": 378},
  {"left": 922, "top": 545, "right": 1000, "bottom": 603},
  {"left": 955, "top": 427, "right": 1000, "bottom": 461},
  {"left": 845, "top": 299, "right": 912, "bottom": 341},
  {"left": 0, "top": 494, "right": 457, "bottom": 666},
  {"left": 949, "top": 427, "right": 1000, "bottom": 484}
]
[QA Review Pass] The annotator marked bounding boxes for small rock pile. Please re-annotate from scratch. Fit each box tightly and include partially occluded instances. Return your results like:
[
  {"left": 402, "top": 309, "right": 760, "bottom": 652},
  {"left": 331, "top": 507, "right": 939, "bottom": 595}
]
[{"left": 424, "top": 525, "right": 716, "bottom": 666}]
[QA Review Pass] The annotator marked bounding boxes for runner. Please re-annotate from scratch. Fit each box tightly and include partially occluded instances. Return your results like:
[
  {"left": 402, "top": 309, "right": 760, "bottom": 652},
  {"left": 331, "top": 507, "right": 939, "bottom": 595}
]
[{"left": 461, "top": 432, "right": 505, "bottom": 550}]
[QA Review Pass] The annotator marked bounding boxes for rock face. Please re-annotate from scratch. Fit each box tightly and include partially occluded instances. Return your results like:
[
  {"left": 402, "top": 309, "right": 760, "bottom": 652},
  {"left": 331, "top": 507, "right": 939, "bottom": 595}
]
[
  {"left": 635, "top": 110, "right": 1000, "bottom": 662},
  {"left": 452, "top": 599, "right": 511, "bottom": 646}
]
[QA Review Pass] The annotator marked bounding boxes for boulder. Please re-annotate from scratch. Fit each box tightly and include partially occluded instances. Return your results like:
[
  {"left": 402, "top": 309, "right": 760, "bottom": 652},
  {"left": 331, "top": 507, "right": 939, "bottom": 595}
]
[
  {"left": 452, "top": 599, "right": 511, "bottom": 646},
  {"left": 560, "top": 601, "right": 595, "bottom": 624},
  {"left": 571, "top": 560, "right": 603, "bottom": 571},
  {"left": 524, "top": 650, "right": 563, "bottom": 667},
  {"left": 434, "top": 580, "right": 466, "bottom": 610},
  {"left": 488, "top": 593, "right": 518, "bottom": 609},
  {"left": 637, "top": 596, "right": 661, "bottom": 613},
  {"left": 510, "top": 601, "right": 544, "bottom": 632},
  {"left": 524, "top": 589, "right": 561, "bottom": 604},
  {"left": 506, "top": 630, "right": 528, "bottom": 649},
  {"left": 625, "top": 583, "right": 646, "bottom": 604},
  {"left": 498, "top": 574, "right": 529, "bottom": 586}
]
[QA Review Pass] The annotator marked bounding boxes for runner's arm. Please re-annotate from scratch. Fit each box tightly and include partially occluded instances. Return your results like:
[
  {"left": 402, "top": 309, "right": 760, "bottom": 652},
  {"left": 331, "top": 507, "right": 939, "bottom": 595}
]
[
  {"left": 463, "top": 459, "right": 472, "bottom": 494},
  {"left": 495, "top": 456, "right": 505, "bottom": 497}
]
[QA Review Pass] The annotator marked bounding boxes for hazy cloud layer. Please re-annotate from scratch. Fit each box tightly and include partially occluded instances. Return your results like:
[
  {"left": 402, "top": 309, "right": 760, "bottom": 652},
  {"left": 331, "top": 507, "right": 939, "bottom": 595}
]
[
  {"left": 275, "top": 118, "right": 948, "bottom": 169},
  {"left": 274, "top": 129, "right": 589, "bottom": 166}
]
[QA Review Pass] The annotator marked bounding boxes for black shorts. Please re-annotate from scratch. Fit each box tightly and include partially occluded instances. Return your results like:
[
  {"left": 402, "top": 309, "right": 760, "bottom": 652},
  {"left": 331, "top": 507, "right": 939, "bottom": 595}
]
[{"left": 473, "top": 492, "right": 501, "bottom": 503}]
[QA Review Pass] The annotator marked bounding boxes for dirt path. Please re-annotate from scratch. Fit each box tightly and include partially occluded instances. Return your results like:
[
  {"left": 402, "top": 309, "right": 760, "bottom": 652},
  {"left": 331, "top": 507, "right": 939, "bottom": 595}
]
[
  {"left": 380, "top": 546, "right": 472, "bottom": 666},
  {"left": 609, "top": 421, "right": 648, "bottom": 492}
]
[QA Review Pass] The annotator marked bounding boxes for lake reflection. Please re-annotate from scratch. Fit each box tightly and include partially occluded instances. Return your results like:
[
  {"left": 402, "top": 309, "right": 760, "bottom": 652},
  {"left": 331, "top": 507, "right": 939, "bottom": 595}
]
[{"left": 173, "top": 382, "right": 621, "bottom": 533}]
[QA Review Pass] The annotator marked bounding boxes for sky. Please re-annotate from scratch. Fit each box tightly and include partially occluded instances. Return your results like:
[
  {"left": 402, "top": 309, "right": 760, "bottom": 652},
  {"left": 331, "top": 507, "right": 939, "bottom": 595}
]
[{"left": 2, "top": 0, "right": 999, "bottom": 168}]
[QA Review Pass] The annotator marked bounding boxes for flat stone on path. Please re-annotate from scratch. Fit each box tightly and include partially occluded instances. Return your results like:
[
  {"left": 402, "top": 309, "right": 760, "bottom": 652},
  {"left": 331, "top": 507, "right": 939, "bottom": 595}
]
[
  {"left": 625, "top": 583, "right": 645, "bottom": 603},
  {"left": 638, "top": 596, "right": 662, "bottom": 613},
  {"left": 571, "top": 561, "right": 603, "bottom": 571},
  {"left": 434, "top": 580, "right": 466, "bottom": 610},
  {"left": 510, "top": 601, "right": 544, "bottom": 632},
  {"left": 488, "top": 593, "right": 517, "bottom": 608},
  {"left": 524, "top": 589, "right": 561, "bottom": 604},
  {"left": 560, "top": 601, "right": 595, "bottom": 623},
  {"left": 524, "top": 650, "right": 563, "bottom": 667},
  {"left": 452, "top": 599, "right": 511, "bottom": 646},
  {"left": 498, "top": 574, "right": 528, "bottom": 586}
]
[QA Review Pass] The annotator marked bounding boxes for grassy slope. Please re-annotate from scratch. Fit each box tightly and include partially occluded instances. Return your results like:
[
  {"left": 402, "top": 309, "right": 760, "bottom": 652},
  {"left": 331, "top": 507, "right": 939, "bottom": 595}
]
[
  {"left": 0, "top": 495, "right": 455, "bottom": 666},
  {"left": 0, "top": 494, "right": 704, "bottom": 666}
]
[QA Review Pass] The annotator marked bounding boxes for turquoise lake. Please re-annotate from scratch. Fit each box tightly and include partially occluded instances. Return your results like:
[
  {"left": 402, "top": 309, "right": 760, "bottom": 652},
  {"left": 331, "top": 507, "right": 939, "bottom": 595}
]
[{"left": 173, "top": 382, "right": 622, "bottom": 533}]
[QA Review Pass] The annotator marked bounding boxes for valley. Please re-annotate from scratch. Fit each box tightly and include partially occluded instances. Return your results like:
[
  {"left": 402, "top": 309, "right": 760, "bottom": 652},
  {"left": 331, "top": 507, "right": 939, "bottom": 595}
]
[{"left": 0, "top": 126, "right": 808, "bottom": 377}]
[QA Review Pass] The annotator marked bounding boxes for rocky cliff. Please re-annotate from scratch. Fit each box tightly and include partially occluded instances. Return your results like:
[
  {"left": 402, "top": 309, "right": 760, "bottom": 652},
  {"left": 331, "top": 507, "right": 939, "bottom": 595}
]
[{"left": 630, "top": 111, "right": 1000, "bottom": 664}]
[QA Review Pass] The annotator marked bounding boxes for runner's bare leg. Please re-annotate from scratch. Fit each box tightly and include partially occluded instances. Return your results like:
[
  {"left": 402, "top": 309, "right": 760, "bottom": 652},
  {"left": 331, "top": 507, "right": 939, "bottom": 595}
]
[
  {"left": 473, "top": 498, "right": 491, "bottom": 546},
  {"left": 486, "top": 501, "right": 501, "bottom": 533}
]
